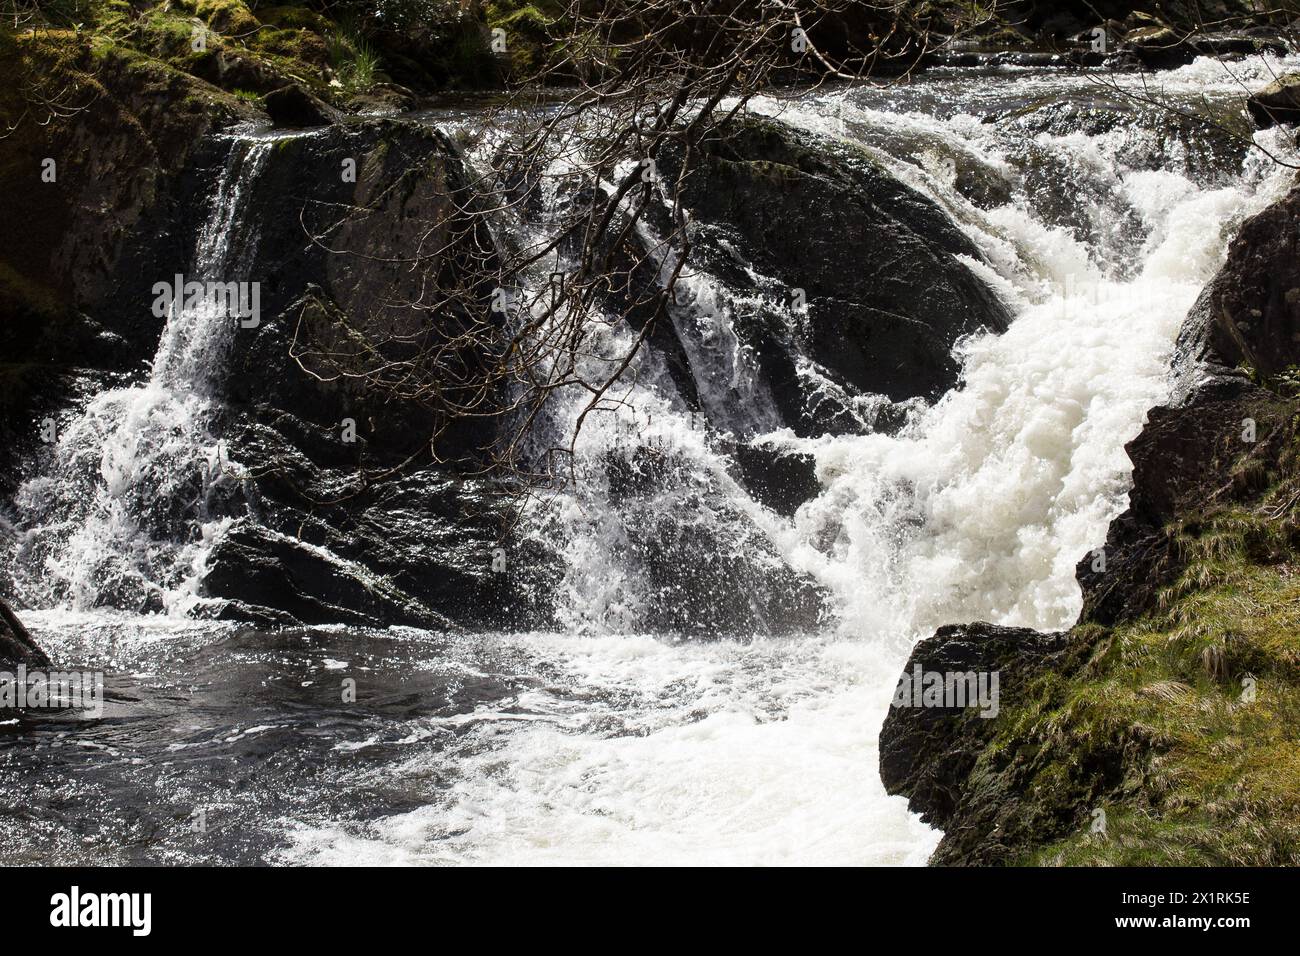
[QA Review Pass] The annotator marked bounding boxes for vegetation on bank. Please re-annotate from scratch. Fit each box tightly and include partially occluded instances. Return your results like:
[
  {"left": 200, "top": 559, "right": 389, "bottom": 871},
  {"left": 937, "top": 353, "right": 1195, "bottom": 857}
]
[
  {"left": 4, "top": 1, "right": 1287, "bottom": 115},
  {"left": 986, "top": 392, "right": 1300, "bottom": 865},
  {"left": 3, "top": 0, "right": 515, "bottom": 108}
]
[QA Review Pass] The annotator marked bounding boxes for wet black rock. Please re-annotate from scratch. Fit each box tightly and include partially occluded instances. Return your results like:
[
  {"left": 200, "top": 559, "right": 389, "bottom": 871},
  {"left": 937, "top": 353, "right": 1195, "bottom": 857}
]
[
  {"left": 659, "top": 117, "right": 1012, "bottom": 439},
  {"left": 1180, "top": 185, "right": 1300, "bottom": 383},
  {"left": 1249, "top": 74, "right": 1300, "bottom": 130},
  {"left": 188, "top": 118, "right": 560, "bottom": 629},
  {"left": 213, "top": 119, "right": 502, "bottom": 463},
  {"left": 264, "top": 83, "right": 343, "bottom": 128},
  {"left": 0, "top": 597, "right": 48, "bottom": 668},
  {"left": 727, "top": 441, "right": 820, "bottom": 519},
  {"left": 879, "top": 622, "right": 1079, "bottom": 862}
]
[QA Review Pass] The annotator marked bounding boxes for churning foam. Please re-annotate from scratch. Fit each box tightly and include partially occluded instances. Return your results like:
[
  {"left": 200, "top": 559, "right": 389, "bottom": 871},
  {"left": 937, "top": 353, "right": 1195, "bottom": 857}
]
[
  {"left": 283, "top": 630, "right": 937, "bottom": 865},
  {"left": 277, "top": 73, "right": 1299, "bottom": 865}
]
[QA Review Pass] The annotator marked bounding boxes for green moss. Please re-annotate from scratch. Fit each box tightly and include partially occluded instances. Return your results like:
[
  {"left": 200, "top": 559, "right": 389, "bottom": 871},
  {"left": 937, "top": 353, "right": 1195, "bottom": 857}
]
[
  {"left": 990, "top": 472, "right": 1300, "bottom": 865},
  {"left": 255, "top": 6, "right": 334, "bottom": 33},
  {"left": 485, "top": 0, "right": 564, "bottom": 77},
  {"left": 174, "top": 0, "right": 261, "bottom": 37},
  {"left": 250, "top": 25, "right": 329, "bottom": 68},
  {"left": 135, "top": 8, "right": 203, "bottom": 62}
]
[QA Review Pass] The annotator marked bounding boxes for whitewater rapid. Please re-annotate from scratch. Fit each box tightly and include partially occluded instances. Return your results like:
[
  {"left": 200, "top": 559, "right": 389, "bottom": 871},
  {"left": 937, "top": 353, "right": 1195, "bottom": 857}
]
[{"left": 278, "top": 59, "right": 1300, "bottom": 865}]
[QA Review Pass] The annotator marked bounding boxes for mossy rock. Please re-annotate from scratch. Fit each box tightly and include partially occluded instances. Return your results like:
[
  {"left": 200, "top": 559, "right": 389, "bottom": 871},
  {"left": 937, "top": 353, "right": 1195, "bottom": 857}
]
[
  {"left": 175, "top": 0, "right": 261, "bottom": 37},
  {"left": 255, "top": 5, "right": 334, "bottom": 34},
  {"left": 485, "top": 0, "right": 564, "bottom": 77},
  {"left": 249, "top": 26, "right": 330, "bottom": 70}
]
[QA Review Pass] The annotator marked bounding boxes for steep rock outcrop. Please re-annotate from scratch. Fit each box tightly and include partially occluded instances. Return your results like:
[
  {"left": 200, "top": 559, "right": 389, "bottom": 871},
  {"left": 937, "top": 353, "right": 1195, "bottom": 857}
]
[
  {"left": 666, "top": 118, "right": 1012, "bottom": 440},
  {"left": 189, "top": 119, "right": 560, "bottom": 629},
  {"left": 1079, "top": 184, "right": 1300, "bottom": 626},
  {"left": 0, "top": 35, "right": 256, "bottom": 497},
  {"left": 879, "top": 623, "right": 1075, "bottom": 838},
  {"left": 641, "top": 117, "right": 1014, "bottom": 521},
  {"left": 0, "top": 36, "right": 560, "bottom": 629}
]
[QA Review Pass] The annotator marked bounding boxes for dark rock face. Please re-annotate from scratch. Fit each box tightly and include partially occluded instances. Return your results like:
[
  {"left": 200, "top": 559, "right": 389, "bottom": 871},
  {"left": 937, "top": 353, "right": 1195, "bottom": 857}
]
[
  {"left": 1248, "top": 74, "right": 1300, "bottom": 129},
  {"left": 1076, "top": 386, "right": 1286, "bottom": 626},
  {"left": 0, "top": 598, "right": 48, "bottom": 668},
  {"left": 1180, "top": 185, "right": 1300, "bottom": 383},
  {"left": 662, "top": 118, "right": 1012, "bottom": 439},
  {"left": 211, "top": 119, "right": 501, "bottom": 463},
  {"left": 1078, "top": 185, "right": 1300, "bottom": 626},
  {"left": 879, "top": 623, "right": 1078, "bottom": 860},
  {"left": 725, "top": 441, "right": 820, "bottom": 519},
  {"left": 264, "top": 83, "right": 343, "bottom": 128},
  {"left": 188, "top": 119, "right": 559, "bottom": 629},
  {"left": 2, "top": 80, "right": 560, "bottom": 629},
  {"left": 0, "top": 41, "right": 256, "bottom": 498}
]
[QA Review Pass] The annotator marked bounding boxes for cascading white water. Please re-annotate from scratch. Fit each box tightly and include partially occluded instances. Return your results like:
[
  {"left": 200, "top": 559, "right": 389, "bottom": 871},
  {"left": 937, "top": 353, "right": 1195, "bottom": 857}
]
[
  {"left": 8, "top": 59, "right": 1298, "bottom": 866},
  {"left": 7, "top": 138, "right": 272, "bottom": 615},
  {"left": 284, "top": 57, "right": 1300, "bottom": 865}
]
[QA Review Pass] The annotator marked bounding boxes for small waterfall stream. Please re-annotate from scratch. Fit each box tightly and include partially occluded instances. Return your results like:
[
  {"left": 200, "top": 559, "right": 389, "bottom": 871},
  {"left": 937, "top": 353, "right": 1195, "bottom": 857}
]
[
  {"left": 2, "top": 57, "right": 1298, "bottom": 865},
  {"left": 7, "top": 139, "right": 272, "bottom": 614}
]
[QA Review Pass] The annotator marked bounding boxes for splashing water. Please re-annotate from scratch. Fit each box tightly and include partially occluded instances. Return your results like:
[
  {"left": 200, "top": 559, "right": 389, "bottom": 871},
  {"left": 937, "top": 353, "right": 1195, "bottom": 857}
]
[
  {"left": 6, "top": 61, "right": 1300, "bottom": 865},
  {"left": 7, "top": 138, "right": 273, "bottom": 614}
]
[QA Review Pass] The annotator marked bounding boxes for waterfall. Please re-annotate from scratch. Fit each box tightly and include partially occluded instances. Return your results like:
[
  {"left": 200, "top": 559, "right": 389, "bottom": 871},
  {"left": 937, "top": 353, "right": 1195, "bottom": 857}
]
[
  {"left": 276, "top": 57, "right": 1300, "bottom": 864},
  {"left": 7, "top": 57, "right": 1300, "bottom": 865},
  {"left": 496, "top": 58, "right": 1300, "bottom": 646},
  {"left": 6, "top": 137, "right": 273, "bottom": 615}
]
